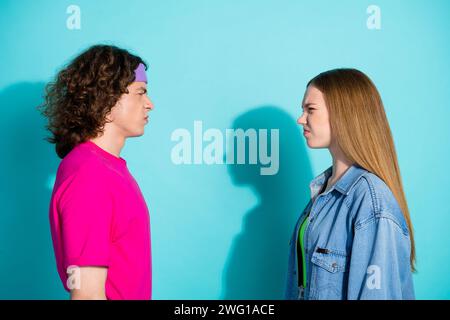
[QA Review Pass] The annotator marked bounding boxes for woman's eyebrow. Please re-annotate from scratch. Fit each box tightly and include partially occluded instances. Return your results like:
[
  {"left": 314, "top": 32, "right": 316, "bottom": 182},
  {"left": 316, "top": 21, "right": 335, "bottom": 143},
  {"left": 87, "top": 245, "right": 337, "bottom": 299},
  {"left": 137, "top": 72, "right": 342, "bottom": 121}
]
[{"left": 302, "top": 102, "right": 317, "bottom": 109}]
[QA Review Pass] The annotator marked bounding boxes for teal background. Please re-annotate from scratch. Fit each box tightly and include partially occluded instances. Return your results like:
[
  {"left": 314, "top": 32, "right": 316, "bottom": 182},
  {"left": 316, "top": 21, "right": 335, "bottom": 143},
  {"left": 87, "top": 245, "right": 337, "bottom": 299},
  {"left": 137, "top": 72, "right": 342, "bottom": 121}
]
[{"left": 0, "top": 0, "right": 449, "bottom": 299}]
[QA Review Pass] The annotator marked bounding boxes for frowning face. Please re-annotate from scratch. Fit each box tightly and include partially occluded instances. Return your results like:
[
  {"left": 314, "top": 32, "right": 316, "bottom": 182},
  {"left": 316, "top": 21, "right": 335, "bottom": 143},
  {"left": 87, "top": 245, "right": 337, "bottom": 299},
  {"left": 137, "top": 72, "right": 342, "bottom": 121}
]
[
  {"left": 297, "top": 85, "right": 331, "bottom": 148},
  {"left": 107, "top": 82, "right": 154, "bottom": 138}
]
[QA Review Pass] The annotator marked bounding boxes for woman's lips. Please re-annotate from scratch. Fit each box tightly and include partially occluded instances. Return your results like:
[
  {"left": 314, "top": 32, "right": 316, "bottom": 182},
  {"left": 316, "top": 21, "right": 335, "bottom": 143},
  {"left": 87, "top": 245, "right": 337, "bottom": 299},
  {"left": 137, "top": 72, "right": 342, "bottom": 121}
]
[{"left": 303, "top": 129, "right": 310, "bottom": 136}]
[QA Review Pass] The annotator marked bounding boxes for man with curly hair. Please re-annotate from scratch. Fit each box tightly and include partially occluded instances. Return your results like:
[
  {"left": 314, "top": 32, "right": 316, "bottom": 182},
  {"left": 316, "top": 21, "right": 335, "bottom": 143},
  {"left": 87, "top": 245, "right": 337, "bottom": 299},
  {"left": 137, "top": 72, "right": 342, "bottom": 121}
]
[{"left": 40, "top": 45, "right": 154, "bottom": 300}]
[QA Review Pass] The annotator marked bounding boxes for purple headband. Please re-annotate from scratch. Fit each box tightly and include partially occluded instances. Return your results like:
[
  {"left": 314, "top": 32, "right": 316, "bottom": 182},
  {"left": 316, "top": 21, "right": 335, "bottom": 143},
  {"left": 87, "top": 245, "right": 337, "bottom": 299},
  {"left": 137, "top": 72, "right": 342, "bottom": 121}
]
[{"left": 134, "top": 63, "right": 147, "bottom": 83}]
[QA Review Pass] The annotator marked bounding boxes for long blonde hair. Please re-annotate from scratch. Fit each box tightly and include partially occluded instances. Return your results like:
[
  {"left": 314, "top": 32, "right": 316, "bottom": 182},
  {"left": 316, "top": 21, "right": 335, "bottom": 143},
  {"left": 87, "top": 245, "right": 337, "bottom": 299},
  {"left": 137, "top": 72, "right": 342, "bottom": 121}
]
[{"left": 308, "top": 68, "right": 416, "bottom": 271}]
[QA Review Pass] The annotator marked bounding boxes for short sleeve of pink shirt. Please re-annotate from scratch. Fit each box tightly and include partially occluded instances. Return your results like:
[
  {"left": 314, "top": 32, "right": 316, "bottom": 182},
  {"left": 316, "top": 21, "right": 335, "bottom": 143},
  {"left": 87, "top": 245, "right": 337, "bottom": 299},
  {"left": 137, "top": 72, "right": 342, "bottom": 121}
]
[
  {"left": 59, "top": 161, "right": 113, "bottom": 269},
  {"left": 49, "top": 141, "right": 152, "bottom": 300}
]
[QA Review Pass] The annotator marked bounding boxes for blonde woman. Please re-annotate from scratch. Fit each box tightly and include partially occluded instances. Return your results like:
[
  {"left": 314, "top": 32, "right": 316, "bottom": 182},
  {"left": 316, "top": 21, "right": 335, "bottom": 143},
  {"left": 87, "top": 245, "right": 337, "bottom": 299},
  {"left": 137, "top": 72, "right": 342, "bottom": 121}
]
[{"left": 285, "top": 69, "right": 415, "bottom": 300}]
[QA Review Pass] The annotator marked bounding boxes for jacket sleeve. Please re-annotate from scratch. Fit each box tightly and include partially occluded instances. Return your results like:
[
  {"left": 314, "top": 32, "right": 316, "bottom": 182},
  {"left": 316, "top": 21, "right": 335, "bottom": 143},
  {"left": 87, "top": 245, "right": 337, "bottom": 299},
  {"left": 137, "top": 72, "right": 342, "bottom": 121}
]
[{"left": 347, "top": 214, "right": 415, "bottom": 300}]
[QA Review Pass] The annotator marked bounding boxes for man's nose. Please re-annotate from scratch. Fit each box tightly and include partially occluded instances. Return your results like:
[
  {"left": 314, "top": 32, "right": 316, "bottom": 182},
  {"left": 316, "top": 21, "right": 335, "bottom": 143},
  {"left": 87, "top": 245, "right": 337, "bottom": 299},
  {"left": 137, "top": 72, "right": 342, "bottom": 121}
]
[{"left": 145, "top": 96, "right": 154, "bottom": 110}]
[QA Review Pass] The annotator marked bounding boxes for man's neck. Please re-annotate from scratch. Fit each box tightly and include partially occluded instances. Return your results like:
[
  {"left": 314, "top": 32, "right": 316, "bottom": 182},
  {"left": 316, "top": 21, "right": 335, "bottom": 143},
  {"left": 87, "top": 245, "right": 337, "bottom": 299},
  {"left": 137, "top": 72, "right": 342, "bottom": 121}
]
[{"left": 89, "top": 131, "right": 125, "bottom": 158}]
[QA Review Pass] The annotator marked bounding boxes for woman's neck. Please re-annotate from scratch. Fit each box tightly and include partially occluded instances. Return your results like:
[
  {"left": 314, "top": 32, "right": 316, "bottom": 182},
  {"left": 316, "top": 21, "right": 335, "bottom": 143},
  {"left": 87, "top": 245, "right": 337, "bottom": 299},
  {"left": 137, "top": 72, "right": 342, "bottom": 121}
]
[{"left": 326, "top": 142, "right": 354, "bottom": 192}]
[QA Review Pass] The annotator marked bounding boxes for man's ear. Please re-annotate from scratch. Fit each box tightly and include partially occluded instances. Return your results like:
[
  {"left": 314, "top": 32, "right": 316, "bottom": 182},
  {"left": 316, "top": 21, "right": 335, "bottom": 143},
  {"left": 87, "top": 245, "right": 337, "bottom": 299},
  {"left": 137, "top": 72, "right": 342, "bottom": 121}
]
[
  {"left": 105, "top": 112, "right": 114, "bottom": 123},
  {"left": 105, "top": 104, "right": 117, "bottom": 122}
]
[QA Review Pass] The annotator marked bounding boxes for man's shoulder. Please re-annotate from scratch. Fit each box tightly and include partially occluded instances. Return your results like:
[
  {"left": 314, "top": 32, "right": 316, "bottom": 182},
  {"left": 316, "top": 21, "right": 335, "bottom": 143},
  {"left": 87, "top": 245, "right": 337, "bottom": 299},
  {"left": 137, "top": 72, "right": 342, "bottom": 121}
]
[{"left": 56, "top": 144, "right": 115, "bottom": 188}]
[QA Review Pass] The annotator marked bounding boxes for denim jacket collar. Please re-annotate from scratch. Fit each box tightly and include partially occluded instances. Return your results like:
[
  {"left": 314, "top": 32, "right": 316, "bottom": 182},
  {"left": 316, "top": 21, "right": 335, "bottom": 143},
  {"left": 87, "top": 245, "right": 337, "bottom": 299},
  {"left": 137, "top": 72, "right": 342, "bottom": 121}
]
[{"left": 309, "top": 163, "right": 368, "bottom": 199}]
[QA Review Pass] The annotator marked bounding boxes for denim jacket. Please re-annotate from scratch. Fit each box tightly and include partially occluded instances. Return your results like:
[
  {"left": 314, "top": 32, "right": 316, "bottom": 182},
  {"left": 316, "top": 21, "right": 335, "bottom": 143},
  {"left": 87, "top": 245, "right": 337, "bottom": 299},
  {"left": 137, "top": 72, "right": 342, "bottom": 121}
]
[{"left": 285, "top": 164, "right": 415, "bottom": 300}]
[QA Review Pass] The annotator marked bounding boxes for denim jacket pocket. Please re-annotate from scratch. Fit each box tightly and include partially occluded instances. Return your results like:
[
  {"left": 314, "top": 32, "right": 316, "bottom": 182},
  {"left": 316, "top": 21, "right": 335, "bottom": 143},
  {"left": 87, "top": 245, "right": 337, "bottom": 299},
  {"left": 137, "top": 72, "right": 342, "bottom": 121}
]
[{"left": 309, "top": 248, "right": 349, "bottom": 300}]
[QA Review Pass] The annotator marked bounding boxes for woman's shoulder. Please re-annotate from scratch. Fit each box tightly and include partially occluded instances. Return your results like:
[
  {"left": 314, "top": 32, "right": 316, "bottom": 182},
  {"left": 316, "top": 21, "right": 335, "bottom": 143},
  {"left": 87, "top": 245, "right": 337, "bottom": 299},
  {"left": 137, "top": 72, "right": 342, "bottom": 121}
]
[{"left": 347, "top": 170, "right": 409, "bottom": 235}]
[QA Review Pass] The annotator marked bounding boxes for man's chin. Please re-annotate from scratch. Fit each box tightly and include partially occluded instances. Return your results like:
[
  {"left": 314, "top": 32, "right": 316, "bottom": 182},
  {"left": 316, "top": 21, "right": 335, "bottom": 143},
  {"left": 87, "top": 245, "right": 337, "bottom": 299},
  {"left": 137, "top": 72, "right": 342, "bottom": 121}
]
[{"left": 127, "top": 130, "right": 145, "bottom": 138}]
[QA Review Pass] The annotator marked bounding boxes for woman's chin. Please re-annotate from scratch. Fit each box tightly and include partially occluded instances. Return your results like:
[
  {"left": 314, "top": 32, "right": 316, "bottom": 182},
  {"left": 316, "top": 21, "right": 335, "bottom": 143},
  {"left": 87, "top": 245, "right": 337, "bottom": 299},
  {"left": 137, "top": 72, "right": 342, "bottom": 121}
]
[{"left": 307, "top": 140, "right": 327, "bottom": 149}]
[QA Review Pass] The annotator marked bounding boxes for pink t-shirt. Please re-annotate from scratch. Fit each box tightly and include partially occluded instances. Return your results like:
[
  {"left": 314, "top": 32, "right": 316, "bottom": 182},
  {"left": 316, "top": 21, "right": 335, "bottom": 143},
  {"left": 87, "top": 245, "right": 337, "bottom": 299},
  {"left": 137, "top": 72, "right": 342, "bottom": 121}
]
[{"left": 49, "top": 140, "right": 152, "bottom": 300}]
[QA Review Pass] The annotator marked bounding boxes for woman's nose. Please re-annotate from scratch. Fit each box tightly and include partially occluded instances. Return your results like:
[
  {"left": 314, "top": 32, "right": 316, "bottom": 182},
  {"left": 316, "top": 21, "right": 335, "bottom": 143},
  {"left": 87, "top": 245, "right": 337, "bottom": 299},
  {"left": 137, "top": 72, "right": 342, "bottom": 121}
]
[{"left": 297, "top": 113, "right": 306, "bottom": 125}]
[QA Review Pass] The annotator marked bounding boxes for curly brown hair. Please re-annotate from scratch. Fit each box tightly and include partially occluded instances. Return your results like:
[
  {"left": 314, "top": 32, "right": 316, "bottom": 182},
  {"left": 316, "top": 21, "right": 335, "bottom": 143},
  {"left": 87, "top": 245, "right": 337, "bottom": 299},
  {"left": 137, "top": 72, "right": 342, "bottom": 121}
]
[{"left": 38, "top": 44, "right": 147, "bottom": 159}]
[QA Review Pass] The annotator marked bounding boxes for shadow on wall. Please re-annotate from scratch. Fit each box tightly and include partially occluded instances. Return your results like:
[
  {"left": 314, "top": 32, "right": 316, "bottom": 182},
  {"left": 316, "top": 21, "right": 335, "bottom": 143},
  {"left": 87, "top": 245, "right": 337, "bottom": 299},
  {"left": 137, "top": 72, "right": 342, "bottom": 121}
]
[
  {"left": 0, "top": 82, "right": 66, "bottom": 299},
  {"left": 222, "top": 106, "right": 313, "bottom": 299}
]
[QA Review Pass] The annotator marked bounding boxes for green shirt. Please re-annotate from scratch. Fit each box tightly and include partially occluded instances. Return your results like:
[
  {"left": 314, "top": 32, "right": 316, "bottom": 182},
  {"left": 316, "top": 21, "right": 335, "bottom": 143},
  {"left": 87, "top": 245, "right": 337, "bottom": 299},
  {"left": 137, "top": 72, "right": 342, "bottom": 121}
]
[
  {"left": 297, "top": 180, "right": 329, "bottom": 288},
  {"left": 298, "top": 214, "right": 309, "bottom": 288}
]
